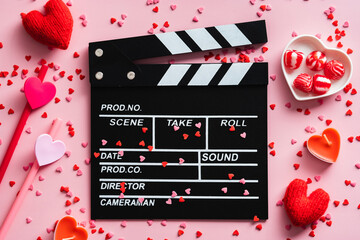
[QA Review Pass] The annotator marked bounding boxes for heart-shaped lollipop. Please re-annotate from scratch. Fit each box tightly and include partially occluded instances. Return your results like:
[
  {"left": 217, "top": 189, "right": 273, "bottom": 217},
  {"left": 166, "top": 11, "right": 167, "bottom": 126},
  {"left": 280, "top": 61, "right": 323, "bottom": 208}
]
[
  {"left": 24, "top": 77, "right": 56, "bottom": 109},
  {"left": 35, "top": 134, "right": 66, "bottom": 166}
]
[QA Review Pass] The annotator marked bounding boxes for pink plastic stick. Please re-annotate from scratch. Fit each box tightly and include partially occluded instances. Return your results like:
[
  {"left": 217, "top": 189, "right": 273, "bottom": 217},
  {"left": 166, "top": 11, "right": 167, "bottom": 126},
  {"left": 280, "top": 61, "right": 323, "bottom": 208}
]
[
  {"left": 0, "top": 65, "right": 48, "bottom": 184},
  {"left": 0, "top": 118, "right": 63, "bottom": 240}
]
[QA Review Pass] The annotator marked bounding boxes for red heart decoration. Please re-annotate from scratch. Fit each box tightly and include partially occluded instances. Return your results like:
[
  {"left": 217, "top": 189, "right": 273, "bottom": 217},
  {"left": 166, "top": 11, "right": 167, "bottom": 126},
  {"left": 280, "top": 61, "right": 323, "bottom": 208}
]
[
  {"left": 54, "top": 216, "right": 88, "bottom": 240},
  {"left": 283, "top": 179, "right": 330, "bottom": 226},
  {"left": 24, "top": 77, "right": 56, "bottom": 109},
  {"left": 22, "top": 0, "right": 73, "bottom": 50},
  {"left": 307, "top": 128, "right": 340, "bottom": 163}
]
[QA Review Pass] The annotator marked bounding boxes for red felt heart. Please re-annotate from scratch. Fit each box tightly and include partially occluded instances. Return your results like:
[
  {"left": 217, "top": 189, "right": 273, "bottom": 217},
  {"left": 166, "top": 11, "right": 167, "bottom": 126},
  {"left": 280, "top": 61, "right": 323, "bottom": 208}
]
[
  {"left": 283, "top": 179, "right": 330, "bottom": 226},
  {"left": 22, "top": 0, "right": 73, "bottom": 50}
]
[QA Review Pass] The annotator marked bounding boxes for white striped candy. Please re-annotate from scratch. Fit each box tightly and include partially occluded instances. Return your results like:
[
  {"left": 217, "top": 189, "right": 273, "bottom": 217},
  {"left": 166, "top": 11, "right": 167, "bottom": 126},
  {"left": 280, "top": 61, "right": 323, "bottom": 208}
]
[
  {"left": 313, "top": 74, "right": 331, "bottom": 95},
  {"left": 283, "top": 50, "right": 304, "bottom": 70},
  {"left": 306, "top": 51, "right": 327, "bottom": 71},
  {"left": 324, "top": 60, "right": 345, "bottom": 80},
  {"left": 293, "top": 73, "right": 313, "bottom": 93}
]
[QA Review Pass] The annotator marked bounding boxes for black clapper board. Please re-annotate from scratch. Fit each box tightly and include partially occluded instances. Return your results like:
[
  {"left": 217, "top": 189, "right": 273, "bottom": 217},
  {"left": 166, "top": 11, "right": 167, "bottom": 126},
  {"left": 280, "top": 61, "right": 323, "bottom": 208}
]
[{"left": 89, "top": 20, "right": 268, "bottom": 219}]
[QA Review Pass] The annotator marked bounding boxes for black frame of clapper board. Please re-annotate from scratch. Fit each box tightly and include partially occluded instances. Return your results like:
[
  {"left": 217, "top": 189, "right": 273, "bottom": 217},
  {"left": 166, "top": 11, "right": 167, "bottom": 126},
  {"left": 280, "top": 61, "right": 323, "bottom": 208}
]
[{"left": 89, "top": 20, "right": 268, "bottom": 220}]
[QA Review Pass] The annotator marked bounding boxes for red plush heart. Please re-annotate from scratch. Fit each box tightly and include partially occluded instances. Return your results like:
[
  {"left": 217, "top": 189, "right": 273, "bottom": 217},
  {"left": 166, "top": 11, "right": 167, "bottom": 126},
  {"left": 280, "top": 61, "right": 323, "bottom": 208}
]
[
  {"left": 283, "top": 179, "right": 330, "bottom": 226},
  {"left": 22, "top": 0, "right": 73, "bottom": 50}
]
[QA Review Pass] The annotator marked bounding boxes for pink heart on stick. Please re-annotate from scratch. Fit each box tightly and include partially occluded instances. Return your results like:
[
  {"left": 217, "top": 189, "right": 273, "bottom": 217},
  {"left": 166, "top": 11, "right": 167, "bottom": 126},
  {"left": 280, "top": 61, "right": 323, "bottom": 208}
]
[
  {"left": 35, "top": 134, "right": 66, "bottom": 167},
  {"left": 24, "top": 77, "right": 56, "bottom": 109}
]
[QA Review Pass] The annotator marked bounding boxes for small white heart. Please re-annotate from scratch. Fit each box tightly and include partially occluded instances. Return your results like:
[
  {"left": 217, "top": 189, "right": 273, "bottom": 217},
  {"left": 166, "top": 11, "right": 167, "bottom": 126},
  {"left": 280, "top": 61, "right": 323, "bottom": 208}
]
[{"left": 35, "top": 134, "right": 66, "bottom": 167}]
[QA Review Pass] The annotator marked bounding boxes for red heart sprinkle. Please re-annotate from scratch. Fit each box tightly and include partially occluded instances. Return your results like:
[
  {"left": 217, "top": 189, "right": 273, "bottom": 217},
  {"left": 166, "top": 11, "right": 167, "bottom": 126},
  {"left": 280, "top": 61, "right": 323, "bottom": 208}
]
[
  {"left": 297, "top": 151, "right": 303, "bottom": 157},
  {"left": 79, "top": 75, "right": 85, "bottom": 80},
  {"left": 148, "top": 145, "right": 153, "bottom": 151},
  {"left": 269, "top": 104, "right": 275, "bottom": 110},
  {"left": 351, "top": 88, "right": 357, "bottom": 95},
  {"left": 195, "top": 131, "right": 201, "bottom": 137},
  {"left": 67, "top": 75, "right": 73, "bottom": 81},
  {"left": 348, "top": 137, "right": 354, "bottom": 143},
  {"left": 296, "top": 108, "right": 302, "bottom": 112},
  {"left": 327, "top": 36, "right": 333, "bottom": 42},
  {"left": 183, "top": 134, "right": 189, "bottom": 140},
  {"left": 340, "top": 30, "right": 346, "bottom": 36},
  {"left": 142, "top": 127, "right": 148, "bottom": 133},
  {"left": 59, "top": 71, "right": 65, "bottom": 77},
  {"left": 94, "top": 152, "right": 100, "bottom": 158},
  {"left": 0, "top": 104, "right": 5, "bottom": 109},
  {"left": 343, "top": 199, "right": 349, "bottom": 205},
  {"left": 326, "top": 220, "right": 332, "bottom": 226},
  {"left": 293, "top": 163, "right": 300, "bottom": 170},
  {"left": 48, "top": 62, "right": 54, "bottom": 68},
  {"left": 73, "top": 164, "right": 79, "bottom": 171},
  {"left": 179, "top": 197, "right": 185, "bottom": 202},
  {"left": 319, "top": 216, "right": 326, "bottom": 222},
  {"left": 333, "top": 200, "right": 340, "bottom": 207},
  {"left": 110, "top": 18, "right": 116, "bottom": 24},
  {"left": 335, "top": 35, "right": 341, "bottom": 41},
  {"left": 214, "top": 54, "right": 221, "bottom": 60},
  {"left": 337, "top": 42, "right": 343, "bottom": 48},
  {"left": 262, "top": 47, "right": 268, "bottom": 53},
  {"left": 311, "top": 224, "right": 317, "bottom": 230},
  {"left": 65, "top": 200, "right": 72, "bottom": 206},
  {"left": 260, "top": 5, "right": 266, "bottom": 11},
  {"left": 73, "top": 196, "right": 80, "bottom": 203},
  {"left": 163, "top": 21, "right": 169, "bottom": 28},
  {"left": 162, "top": 161, "right": 168, "bottom": 167},
  {"left": 344, "top": 83, "right": 352, "bottom": 93},
  {"left": 304, "top": 109, "right": 311, "bottom": 115},
  {"left": 152, "top": 23, "right": 158, "bottom": 29},
  {"left": 41, "top": 112, "right": 47, "bottom": 118},
  {"left": 91, "top": 229, "right": 96, "bottom": 234},
  {"left": 8, "top": 108, "right": 14, "bottom": 114},
  {"left": 98, "top": 227, "right": 104, "bottom": 233},
  {"left": 25, "top": 55, "right": 31, "bottom": 61},
  {"left": 256, "top": 224, "right": 262, "bottom": 230},
  {"left": 152, "top": 6, "right": 159, "bottom": 12},
  {"left": 347, "top": 48, "right": 353, "bottom": 54},
  {"left": 270, "top": 150, "right": 276, "bottom": 156},
  {"left": 178, "top": 230, "right": 184, "bottom": 236},
  {"left": 332, "top": 20, "right": 338, "bottom": 26},
  {"left": 196, "top": 231, "right": 202, "bottom": 238},
  {"left": 116, "top": 140, "right": 122, "bottom": 146},
  {"left": 326, "top": 119, "right": 332, "bottom": 125},
  {"left": 345, "top": 109, "right": 352, "bottom": 116},
  {"left": 68, "top": 88, "right": 74, "bottom": 94},
  {"left": 335, "top": 28, "right": 340, "bottom": 34},
  {"left": 221, "top": 57, "right": 227, "bottom": 63},
  {"left": 356, "top": 136, "right": 360, "bottom": 141},
  {"left": 229, "top": 126, "right": 235, "bottom": 132},
  {"left": 253, "top": 215, "right": 259, "bottom": 222},
  {"left": 268, "top": 142, "right": 274, "bottom": 149},
  {"left": 328, "top": 13, "right": 334, "bottom": 19},
  {"left": 75, "top": 69, "right": 82, "bottom": 75},
  {"left": 9, "top": 181, "right": 15, "bottom": 187},
  {"left": 139, "top": 140, "right": 145, "bottom": 146},
  {"left": 228, "top": 173, "right": 234, "bottom": 179},
  {"left": 7, "top": 80, "right": 13, "bottom": 86},
  {"left": 309, "top": 231, "right": 315, "bottom": 237},
  {"left": 306, "top": 178, "right": 312, "bottom": 184},
  {"left": 232, "top": 230, "right": 239, "bottom": 236},
  {"left": 73, "top": 52, "right": 80, "bottom": 58}
]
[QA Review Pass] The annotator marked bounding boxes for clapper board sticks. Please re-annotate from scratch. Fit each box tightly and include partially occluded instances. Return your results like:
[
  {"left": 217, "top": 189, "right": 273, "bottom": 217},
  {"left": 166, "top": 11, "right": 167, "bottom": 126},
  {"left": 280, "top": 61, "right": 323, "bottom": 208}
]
[{"left": 89, "top": 20, "right": 268, "bottom": 219}]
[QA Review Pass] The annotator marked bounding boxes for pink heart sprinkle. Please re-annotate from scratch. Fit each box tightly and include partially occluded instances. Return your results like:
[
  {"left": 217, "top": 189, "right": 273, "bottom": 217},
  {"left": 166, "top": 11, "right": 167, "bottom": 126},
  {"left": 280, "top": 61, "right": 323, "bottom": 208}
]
[
  {"left": 310, "top": 127, "right": 316, "bottom": 133},
  {"left": 80, "top": 208, "right": 86, "bottom": 213},
  {"left": 239, "top": 178, "right": 246, "bottom": 184},
  {"left": 65, "top": 96, "right": 72, "bottom": 102},
  {"left": 146, "top": 0, "right": 153, "bottom": 5},
  {"left": 324, "top": 9, "right": 331, "bottom": 16},
  {"left": 230, "top": 57, "right": 237, "bottom": 63},
  {"left": 118, "top": 21, "right": 124, "bottom": 27},
  {"left": 180, "top": 222, "right": 187, "bottom": 229},
  {"left": 66, "top": 121, "right": 72, "bottom": 126},
  {"left": 121, "top": 221, "right": 127, "bottom": 227},
  {"left": 315, "top": 33, "right": 321, "bottom": 39},
  {"left": 254, "top": 57, "right": 259, "bottom": 62},
  {"left": 179, "top": 158, "right": 185, "bottom": 164},
  {"left": 139, "top": 155, "right": 146, "bottom": 162},
  {"left": 350, "top": 182, "right": 356, "bottom": 187},
  {"left": 102, "top": 139, "right": 107, "bottom": 146},
  {"left": 197, "top": 7, "right": 204, "bottom": 13},
  {"left": 121, "top": 14, "right": 127, "bottom": 20},
  {"left": 170, "top": 4, "right": 176, "bottom": 10},
  {"left": 119, "top": 193, "right": 125, "bottom": 199},
  {"left": 65, "top": 209, "right": 72, "bottom": 215},
  {"left": 153, "top": 0, "right": 159, "bottom": 3},
  {"left": 148, "top": 28, "right": 154, "bottom": 34},
  {"left": 79, "top": 19, "right": 87, "bottom": 27},
  {"left": 243, "top": 189, "right": 249, "bottom": 196},
  {"left": 80, "top": 221, "right": 86, "bottom": 227},
  {"left": 23, "top": 165, "right": 29, "bottom": 171},
  {"left": 192, "top": 16, "right": 199, "bottom": 22},
  {"left": 185, "top": 188, "right": 191, "bottom": 195},
  {"left": 246, "top": 48, "right": 252, "bottom": 54},
  {"left": 147, "top": 220, "right": 153, "bottom": 226},
  {"left": 166, "top": 198, "right": 172, "bottom": 204},
  {"left": 314, "top": 175, "right": 321, "bottom": 182},
  {"left": 89, "top": 220, "right": 96, "bottom": 228},
  {"left": 270, "top": 74, "right": 276, "bottom": 81},
  {"left": 25, "top": 127, "right": 32, "bottom": 134},
  {"left": 266, "top": 4, "right": 272, "bottom": 11},
  {"left": 329, "top": 6, "right": 335, "bottom": 13},
  {"left": 38, "top": 175, "right": 45, "bottom": 181},
  {"left": 221, "top": 187, "right": 228, "bottom": 193},
  {"left": 171, "top": 191, "right": 177, "bottom": 198},
  {"left": 325, "top": 213, "right": 331, "bottom": 220},
  {"left": 160, "top": 27, "right": 166, "bottom": 33},
  {"left": 305, "top": 126, "right": 312, "bottom": 133},
  {"left": 66, "top": 0, "right": 72, "bottom": 6},
  {"left": 79, "top": 14, "right": 86, "bottom": 20},
  {"left": 118, "top": 151, "right": 124, "bottom": 157},
  {"left": 292, "top": 31, "right": 298, "bottom": 37},
  {"left": 28, "top": 184, "right": 33, "bottom": 191},
  {"left": 66, "top": 191, "right": 73, "bottom": 197},
  {"left": 195, "top": 122, "right": 201, "bottom": 128},
  {"left": 355, "top": 163, "right": 360, "bottom": 169},
  {"left": 256, "top": 11, "right": 263, "bottom": 17},
  {"left": 77, "top": 170, "right": 83, "bottom": 176},
  {"left": 240, "top": 132, "right": 246, "bottom": 138},
  {"left": 24, "top": 217, "right": 32, "bottom": 224},
  {"left": 318, "top": 115, "right": 325, "bottom": 121},
  {"left": 81, "top": 142, "right": 88, "bottom": 148},
  {"left": 285, "top": 224, "right": 291, "bottom": 231},
  {"left": 138, "top": 197, "right": 144, "bottom": 203},
  {"left": 161, "top": 220, "right": 167, "bottom": 226},
  {"left": 173, "top": 126, "right": 180, "bottom": 131},
  {"left": 285, "top": 102, "right": 291, "bottom": 108},
  {"left": 85, "top": 158, "right": 91, "bottom": 165},
  {"left": 258, "top": 55, "right": 264, "bottom": 61},
  {"left": 21, "top": 73, "right": 27, "bottom": 79},
  {"left": 335, "top": 95, "right": 342, "bottom": 101},
  {"left": 35, "top": 190, "right": 42, "bottom": 196},
  {"left": 250, "top": 0, "right": 256, "bottom": 5},
  {"left": 291, "top": 139, "right": 297, "bottom": 145},
  {"left": 54, "top": 64, "right": 60, "bottom": 71},
  {"left": 53, "top": 75, "right": 59, "bottom": 81},
  {"left": 46, "top": 228, "right": 53, "bottom": 233},
  {"left": 276, "top": 200, "right": 283, "bottom": 206},
  {"left": 343, "top": 21, "right": 349, "bottom": 28}
]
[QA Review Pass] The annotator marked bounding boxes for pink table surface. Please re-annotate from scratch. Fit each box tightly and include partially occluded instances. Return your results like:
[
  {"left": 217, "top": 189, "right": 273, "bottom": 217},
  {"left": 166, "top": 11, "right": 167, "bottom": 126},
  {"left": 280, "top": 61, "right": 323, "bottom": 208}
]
[{"left": 1, "top": 0, "right": 360, "bottom": 239}]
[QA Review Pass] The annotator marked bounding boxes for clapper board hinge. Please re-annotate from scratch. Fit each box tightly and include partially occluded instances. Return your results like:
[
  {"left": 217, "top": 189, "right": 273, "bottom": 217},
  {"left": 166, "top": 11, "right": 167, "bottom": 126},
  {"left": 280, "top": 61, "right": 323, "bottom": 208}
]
[{"left": 89, "top": 20, "right": 268, "bottom": 87}]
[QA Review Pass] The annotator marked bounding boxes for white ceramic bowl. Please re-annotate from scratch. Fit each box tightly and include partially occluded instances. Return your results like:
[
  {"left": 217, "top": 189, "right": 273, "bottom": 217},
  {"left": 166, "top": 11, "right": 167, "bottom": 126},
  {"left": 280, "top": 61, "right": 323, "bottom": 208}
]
[{"left": 281, "top": 35, "right": 353, "bottom": 101}]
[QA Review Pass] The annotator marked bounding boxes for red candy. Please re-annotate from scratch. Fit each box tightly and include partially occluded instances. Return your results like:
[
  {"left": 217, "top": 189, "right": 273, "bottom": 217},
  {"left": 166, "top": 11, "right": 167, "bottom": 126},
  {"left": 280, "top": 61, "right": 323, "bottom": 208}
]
[
  {"left": 313, "top": 74, "right": 331, "bottom": 95},
  {"left": 306, "top": 51, "right": 327, "bottom": 71},
  {"left": 284, "top": 50, "right": 304, "bottom": 69},
  {"left": 324, "top": 60, "right": 345, "bottom": 80},
  {"left": 293, "top": 73, "right": 313, "bottom": 93}
]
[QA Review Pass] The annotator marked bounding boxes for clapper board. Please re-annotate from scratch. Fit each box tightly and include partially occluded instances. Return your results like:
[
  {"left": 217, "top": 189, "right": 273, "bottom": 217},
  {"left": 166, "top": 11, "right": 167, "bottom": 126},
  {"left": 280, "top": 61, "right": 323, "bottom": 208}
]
[{"left": 89, "top": 20, "right": 268, "bottom": 219}]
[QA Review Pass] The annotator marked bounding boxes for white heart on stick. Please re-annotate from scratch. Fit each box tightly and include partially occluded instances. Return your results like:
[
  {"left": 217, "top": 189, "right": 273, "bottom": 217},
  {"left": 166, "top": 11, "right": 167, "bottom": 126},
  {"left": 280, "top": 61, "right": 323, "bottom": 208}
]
[{"left": 35, "top": 134, "right": 66, "bottom": 167}]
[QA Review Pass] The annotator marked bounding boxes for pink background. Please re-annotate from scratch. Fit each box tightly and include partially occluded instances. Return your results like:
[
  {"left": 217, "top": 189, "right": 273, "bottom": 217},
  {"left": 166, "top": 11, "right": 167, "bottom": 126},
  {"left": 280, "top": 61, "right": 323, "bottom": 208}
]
[{"left": 1, "top": 0, "right": 360, "bottom": 239}]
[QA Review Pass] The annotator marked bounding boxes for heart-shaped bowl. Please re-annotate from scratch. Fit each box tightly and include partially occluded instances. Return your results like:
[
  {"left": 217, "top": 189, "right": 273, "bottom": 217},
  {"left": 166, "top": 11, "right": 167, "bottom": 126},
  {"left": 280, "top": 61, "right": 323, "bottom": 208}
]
[{"left": 281, "top": 35, "right": 353, "bottom": 101}]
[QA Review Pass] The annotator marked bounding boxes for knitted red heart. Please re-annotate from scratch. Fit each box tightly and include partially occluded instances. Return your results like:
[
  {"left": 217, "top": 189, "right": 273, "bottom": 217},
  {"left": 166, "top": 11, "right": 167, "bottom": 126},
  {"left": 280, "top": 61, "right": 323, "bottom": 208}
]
[
  {"left": 283, "top": 179, "right": 329, "bottom": 226},
  {"left": 22, "top": 0, "right": 73, "bottom": 50}
]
